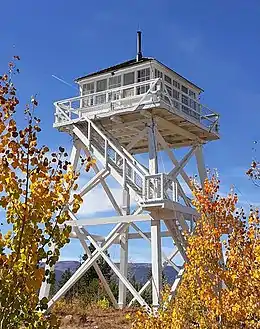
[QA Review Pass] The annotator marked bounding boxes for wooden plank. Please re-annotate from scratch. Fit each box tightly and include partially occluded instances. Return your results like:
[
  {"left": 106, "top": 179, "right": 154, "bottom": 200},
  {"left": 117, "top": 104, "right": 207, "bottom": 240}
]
[{"left": 155, "top": 116, "right": 201, "bottom": 142}]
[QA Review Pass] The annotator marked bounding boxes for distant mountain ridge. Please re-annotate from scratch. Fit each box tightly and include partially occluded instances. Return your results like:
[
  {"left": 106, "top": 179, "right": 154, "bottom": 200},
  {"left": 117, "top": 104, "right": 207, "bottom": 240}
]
[{"left": 53, "top": 261, "right": 177, "bottom": 284}]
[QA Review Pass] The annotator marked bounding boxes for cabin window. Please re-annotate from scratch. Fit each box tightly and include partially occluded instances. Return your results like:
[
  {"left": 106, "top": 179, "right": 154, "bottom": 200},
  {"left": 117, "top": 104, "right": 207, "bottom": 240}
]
[
  {"left": 189, "top": 90, "right": 196, "bottom": 99},
  {"left": 173, "top": 79, "right": 180, "bottom": 89},
  {"left": 123, "top": 88, "right": 134, "bottom": 98},
  {"left": 182, "top": 105, "right": 190, "bottom": 114},
  {"left": 164, "top": 74, "right": 172, "bottom": 85},
  {"left": 137, "top": 68, "right": 150, "bottom": 82},
  {"left": 82, "top": 82, "right": 94, "bottom": 106},
  {"left": 174, "top": 100, "right": 179, "bottom": 109},
  {"left": 137, "top": 85, "right": 149, "bottom": 95},
  {"left": 108, "top": 91, "right": 120, "bottom": 101},
  {"left": 173, "top": 89, "right": 179, "bottom": 100},
  {"left": 166, "top": 85, "right": 172, "bottom": 97},
  {"left": 155, "top": 69, "right": 163, "bottom": 79},
  {"left": 109, "top": 75, "right": 121, "bottom": 89},
  {"left": 190, "top": 99, "right": 198, "bottom": 111},
  {"left": 96, "top": 79, "right": 107, "bottom": 92},
  {"left": 123, "top": 72, "right": 135, "bottom": 86},
  {"left": 95, "top": 94, "right": 106, "bottom": 104},
  {"left": 182, "top": 94, "right": 189, "bottom": 106},
  {"left": 181, "top": 85, "right": 188, "bottom": 94},
  {"left": 82, "top": 82, "right": 94, "bottom": 94}
]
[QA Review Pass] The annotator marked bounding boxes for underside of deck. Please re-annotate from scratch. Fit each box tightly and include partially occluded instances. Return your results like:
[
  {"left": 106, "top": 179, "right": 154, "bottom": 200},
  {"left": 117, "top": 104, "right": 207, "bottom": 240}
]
[{"left": 57, "top": 105, "right": 219, "bottom": 154}]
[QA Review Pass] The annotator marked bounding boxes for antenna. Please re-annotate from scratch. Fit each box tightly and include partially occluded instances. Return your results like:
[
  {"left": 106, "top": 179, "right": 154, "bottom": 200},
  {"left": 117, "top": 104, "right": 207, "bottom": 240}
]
[{"left": 136, "top": 31, "right": 143, "bottom": 62}]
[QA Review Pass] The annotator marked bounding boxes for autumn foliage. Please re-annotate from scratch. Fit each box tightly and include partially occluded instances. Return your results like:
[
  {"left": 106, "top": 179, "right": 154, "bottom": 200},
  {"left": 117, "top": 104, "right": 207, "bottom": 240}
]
[
  {"left": 132, "top": 176, "right": 260, "bottom": 328},
  {"left": 0, "top": 59, "right": 92, "bottom": 328}
]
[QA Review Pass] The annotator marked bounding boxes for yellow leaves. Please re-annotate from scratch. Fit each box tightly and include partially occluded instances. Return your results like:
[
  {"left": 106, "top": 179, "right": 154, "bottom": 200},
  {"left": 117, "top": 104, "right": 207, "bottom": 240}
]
[
  {"left": 73, "top": 194, "right": 83, "bottom": 203},
  {"left": 86, "top": 157, "right": 96, "bottom": 172},
  {"left": 4, "top": 230, "right": 12, "bottom": 240},
  {"left": 132, "top": 176, "right": 260, "bottom": 329},
  {"left": 125, "top": 313, "right": 131, "bottom": 320},
  {"left": 5, "top": 177, "right": 11, "bottom": 184},
  {"left": 71, "top": 193, "right": 83, "bottom": 213},
  {"left": 0, "top": 60, "right": 88, "bottom": 328}
]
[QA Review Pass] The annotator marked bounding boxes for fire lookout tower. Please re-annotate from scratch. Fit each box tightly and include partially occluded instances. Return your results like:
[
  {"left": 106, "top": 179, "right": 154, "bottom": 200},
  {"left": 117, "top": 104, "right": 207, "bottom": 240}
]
[{"left": 41, "top": 32, "right": 220, "bottom": 311}]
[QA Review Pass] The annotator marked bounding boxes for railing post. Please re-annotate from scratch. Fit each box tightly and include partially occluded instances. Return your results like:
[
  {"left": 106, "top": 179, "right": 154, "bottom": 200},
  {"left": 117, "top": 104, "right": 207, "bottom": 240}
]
[
  {"left": 87, "top": 121, "right": 91, "bottom": 147},
  {"left": 122, "top": 158, "right": 126, "bottom": 188},
  {"left": 104, "top": 139, "right": 108, "bottom": 167},
  {"left": 143, "top": 176, "right": 146, "bottom": 201},
  {"left": 172, "top": 179, "right": 178, "bottom": 202},
  {"left": 160, "top": 173, "right": 164, "bottom": 201}
]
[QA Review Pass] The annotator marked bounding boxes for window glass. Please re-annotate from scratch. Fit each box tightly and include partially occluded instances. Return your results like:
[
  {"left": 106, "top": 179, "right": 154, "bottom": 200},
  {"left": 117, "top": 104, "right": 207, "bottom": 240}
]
[
  {"left": 123, "top": 72, "right": 135, "bottom": 86},
  {"left": 96, "top": 79, "right": 107, "bottom": 92},
  {"left": 174, "top": 100, "right": 179, "bottom": 109},
  {"left": 182, "top": 94, "right": 189, "bottom": 105},
  {"left": 182, "top": 105, "right": 190, "bottom": 114},
  {"left": 164, "top": 74, "right": 172, "bottom": 84},
  {"left": 109, "top": 75, "right": 121, "bottom": 89},
  {"left": 173, "top": 80, "right": 180, "bottom": 89},
  {"left": 137, "top": 68, "right": 150, "bottom": 82},
  {"left": 108, "top": 91, "right": 120, "bottom": 101},
  {"left": 137, "top": 84, "right": 149, "bottom": 95},
  {"left": 189, "top": 90, "right": 196, "bottom": 99},
  {"left": 173, "top": 89, "right": 179, "bottom": 100},
  {"left": 181, "top": 85, "right": 188, "bottom": 94},
  {"left": 190, "top": 100, "right": 198, "bottom": 111},
  {"left": 95, "top": 94, "right": 106, "bottom": 104},
  {"left": 155, "top": 69, "right": 163, "bottom": 79},
  {"left": 123, "top": 88, "right": 134, "bottom": 98},
  {"left": 82, "top": 82, "right": 94, "bottom": 94},
  {"left": 166, "top": 85, "right": 172, "bottom": 97}
]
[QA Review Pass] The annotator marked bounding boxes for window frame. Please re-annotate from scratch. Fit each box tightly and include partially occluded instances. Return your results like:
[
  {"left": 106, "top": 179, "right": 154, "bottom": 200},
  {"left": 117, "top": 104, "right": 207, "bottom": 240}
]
[{"left": 96, "top": 78, "right": 107, "bottom": 92}]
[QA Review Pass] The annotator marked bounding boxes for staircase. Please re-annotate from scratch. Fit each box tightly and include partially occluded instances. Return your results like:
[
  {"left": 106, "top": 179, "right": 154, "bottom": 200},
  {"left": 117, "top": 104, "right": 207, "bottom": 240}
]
[
  {"left": 70, "top": 117, "right": 193, "bottom": 253},
  {"left": 72, "top": 117, "right": 160, "bottom": 204}
]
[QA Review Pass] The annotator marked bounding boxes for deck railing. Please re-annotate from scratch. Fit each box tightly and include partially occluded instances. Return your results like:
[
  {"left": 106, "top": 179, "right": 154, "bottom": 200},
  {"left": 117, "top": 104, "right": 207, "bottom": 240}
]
[{"left": 54, "top": 78, "right": 219, "bottom": 133}]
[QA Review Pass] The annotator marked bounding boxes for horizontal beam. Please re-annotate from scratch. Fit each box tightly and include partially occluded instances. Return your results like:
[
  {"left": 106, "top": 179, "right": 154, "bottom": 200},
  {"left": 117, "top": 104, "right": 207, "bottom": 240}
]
[
  {"left": 128, "top": 231, "right": 171, "bottom": 240},
  {"left": 69, "top": 231, "right": 105, "bottom": 242},
  {"left": 65, "top": 214, "right": 152, "bottom": 227},
  {"left": 158, "top": 201, "right": 198, "bottom": 218},
  {"left": 69, "top": 230, "right": 172, "bottom": 241}
]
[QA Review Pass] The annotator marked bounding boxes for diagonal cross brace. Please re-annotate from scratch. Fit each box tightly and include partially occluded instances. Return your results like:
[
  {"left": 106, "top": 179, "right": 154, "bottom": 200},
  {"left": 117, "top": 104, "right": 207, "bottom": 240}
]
[
  {"left": 71, "top": 220, "right": 118, "bottom": 308},
  {"left": 129, "top": 247, "right": 179, "bottom": 307},
  {"left": 166, "top": 146, "right": 197, "bottom": 183},
  {"left": 69, "top": 168, "right": 110, "bottom": 206},
  {"left": 47, "top": 221, "right": 129, "bottom": 309},
  {"left": 81, "top": 227, "right": 150, "bottom": 310}
]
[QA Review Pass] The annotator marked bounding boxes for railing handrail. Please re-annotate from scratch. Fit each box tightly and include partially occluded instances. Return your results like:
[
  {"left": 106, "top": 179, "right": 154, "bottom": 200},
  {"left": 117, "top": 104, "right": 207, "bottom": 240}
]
[
  {"left": 54, "top": 78, "right": 160, "bottom": 106},
  {"left": 54, "top": 78, "right": 219, "bottom": 132},
  {"left": 86, "top": 117, "right": 149, "bottom": 177}
]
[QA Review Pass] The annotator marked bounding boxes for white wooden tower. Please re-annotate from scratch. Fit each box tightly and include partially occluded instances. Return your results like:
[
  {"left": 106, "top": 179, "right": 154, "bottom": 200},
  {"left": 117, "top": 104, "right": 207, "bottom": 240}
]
[{"left": 41, "top": 32, "right": 219, "bottom": 311}]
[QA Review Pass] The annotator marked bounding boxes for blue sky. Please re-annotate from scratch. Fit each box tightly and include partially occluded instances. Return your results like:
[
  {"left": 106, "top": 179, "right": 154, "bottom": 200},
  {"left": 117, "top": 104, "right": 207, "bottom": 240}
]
[{"left": 1, "top": 0, "right": 260, "bottom": 262}]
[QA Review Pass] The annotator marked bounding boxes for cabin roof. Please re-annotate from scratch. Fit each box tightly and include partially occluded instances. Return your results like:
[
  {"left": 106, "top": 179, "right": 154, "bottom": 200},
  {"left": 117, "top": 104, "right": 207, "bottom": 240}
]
[{"left": 75, "top": 57, "right": 203, "bottom": 92}]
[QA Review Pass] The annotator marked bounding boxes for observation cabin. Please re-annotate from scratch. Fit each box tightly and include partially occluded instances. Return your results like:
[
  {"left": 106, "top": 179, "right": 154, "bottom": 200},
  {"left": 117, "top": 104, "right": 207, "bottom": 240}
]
[{"left": 54, "top": 32, "right": 219, "bottom": 154}]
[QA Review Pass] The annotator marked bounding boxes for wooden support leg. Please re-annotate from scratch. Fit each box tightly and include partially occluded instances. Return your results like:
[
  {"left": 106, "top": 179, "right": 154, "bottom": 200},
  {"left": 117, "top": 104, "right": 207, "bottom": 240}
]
[
  {"left": 39, "top": 242, "right": 55, "bottom": 300},
  {"left": 151, "top": 218, "right": 162, "bottom": 310},
  {"left": 118, "top": 188, "right": 130, "bottom": 309},
  {"left": 195, "top": 144, "right": 207, "bottom": 187}
]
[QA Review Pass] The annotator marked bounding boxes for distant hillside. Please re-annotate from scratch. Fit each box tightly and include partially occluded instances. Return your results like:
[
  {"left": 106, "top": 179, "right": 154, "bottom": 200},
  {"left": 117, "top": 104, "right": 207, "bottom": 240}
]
[{"left": 51, "top": 261, "right": 177, "bottom": 284}]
